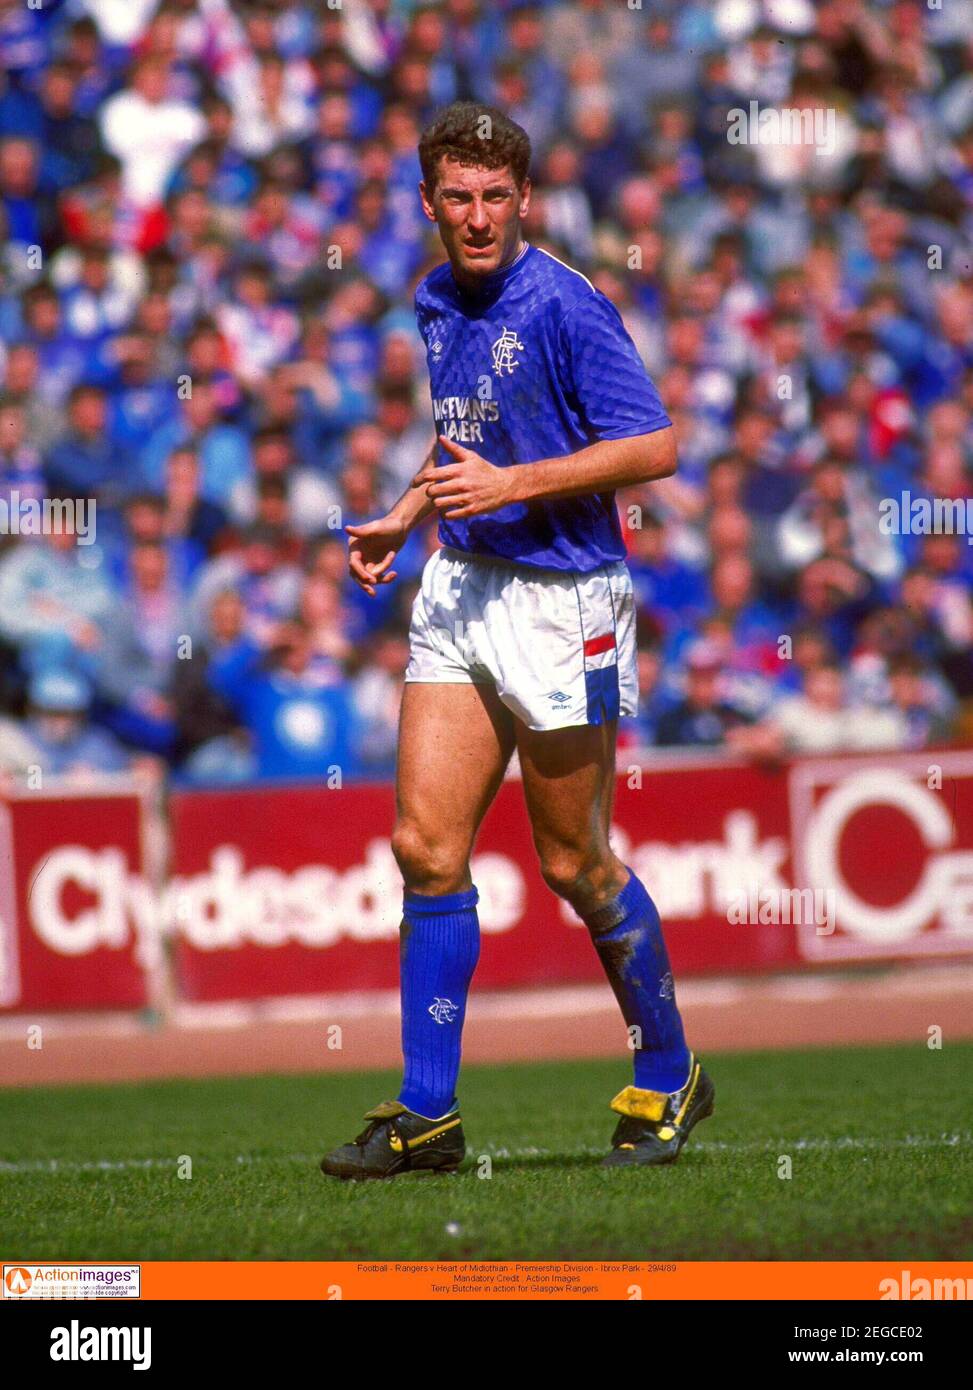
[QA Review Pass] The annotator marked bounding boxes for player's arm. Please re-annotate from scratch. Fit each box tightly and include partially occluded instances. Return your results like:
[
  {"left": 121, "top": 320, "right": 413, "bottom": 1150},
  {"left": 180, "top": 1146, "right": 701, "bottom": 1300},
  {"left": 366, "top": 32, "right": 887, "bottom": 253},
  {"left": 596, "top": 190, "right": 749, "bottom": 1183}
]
[
  {"left": 415, "top": 428, "right": 676, "bottom": 519},
  {"left": 344, "top": 439, "right": 437, "bottom": 596},
  {"left": 416, "top": 292, "right": 677, "bottom": 519},
  {"left": 387, "top": 438, "right": 439, "bottom": 531},
  {"left": 505, "top": 428, "right": 677, "bottom": 502}
]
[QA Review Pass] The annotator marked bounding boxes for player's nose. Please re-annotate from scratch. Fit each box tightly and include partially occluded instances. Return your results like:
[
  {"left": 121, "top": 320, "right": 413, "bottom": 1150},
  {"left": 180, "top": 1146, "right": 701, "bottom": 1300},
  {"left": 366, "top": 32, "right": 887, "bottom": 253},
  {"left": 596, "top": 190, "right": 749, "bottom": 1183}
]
[{"left": 466, "top": 197, "right": 490, "bottom": 232}]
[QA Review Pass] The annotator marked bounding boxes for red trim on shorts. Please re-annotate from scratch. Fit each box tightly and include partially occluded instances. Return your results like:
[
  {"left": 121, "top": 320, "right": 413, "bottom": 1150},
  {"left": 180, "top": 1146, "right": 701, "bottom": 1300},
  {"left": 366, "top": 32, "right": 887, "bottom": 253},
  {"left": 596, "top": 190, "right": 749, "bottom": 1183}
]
[{"left": 583, "top": 633, "right": 616, "bottom": 658}]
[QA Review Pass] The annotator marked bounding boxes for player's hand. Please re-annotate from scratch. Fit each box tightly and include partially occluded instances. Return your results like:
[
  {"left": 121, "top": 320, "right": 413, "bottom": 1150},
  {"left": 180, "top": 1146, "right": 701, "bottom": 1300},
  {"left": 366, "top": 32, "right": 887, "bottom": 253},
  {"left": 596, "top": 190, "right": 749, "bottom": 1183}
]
[
  {"left": 344, "top": 514, "right": 407, "bottom": 597},
  {"left": 414, "top": 437, "right": 518, "bottom": 520}
]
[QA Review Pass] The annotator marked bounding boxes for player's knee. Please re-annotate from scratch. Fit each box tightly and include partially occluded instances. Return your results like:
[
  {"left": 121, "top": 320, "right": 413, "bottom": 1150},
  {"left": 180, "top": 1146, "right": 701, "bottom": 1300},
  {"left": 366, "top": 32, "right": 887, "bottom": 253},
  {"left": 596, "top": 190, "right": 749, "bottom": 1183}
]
[
  {"left": 537, "top": 845, "right": 608, "bottom": 905},
  {"left": 391, "top": 819, "right": 466, "bottom": 893}
]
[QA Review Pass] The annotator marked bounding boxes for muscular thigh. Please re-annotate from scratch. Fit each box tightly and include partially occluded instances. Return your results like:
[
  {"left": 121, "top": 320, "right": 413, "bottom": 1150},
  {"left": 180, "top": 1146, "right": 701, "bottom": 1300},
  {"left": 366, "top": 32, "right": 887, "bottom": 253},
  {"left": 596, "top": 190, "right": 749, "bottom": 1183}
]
[
  {"left": 516, "top": 718, "right": 625, "bottom": 910},
  {"left": 395, "top": 681, "right": 516, "bottom": 888}
]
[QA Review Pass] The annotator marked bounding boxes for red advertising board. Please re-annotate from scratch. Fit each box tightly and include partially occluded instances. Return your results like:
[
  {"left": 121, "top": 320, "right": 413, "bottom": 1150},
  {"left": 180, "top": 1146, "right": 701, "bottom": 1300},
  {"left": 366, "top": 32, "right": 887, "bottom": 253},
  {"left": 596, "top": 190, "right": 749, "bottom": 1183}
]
[
  {"left": 3, "top": 752, "right": 972, "bottom": 1012},
  {"left": 789, "top": 751, "right": 973, "bottom": 961},
  {"left": 169, "top": 764, "right": 799, "bottom": 1001},
  {"left": 0, "top": 787, "right": 150, "bottom": 1012},
  {"left": 166, "top": 750, "right": 973, "bottom": 1002}
]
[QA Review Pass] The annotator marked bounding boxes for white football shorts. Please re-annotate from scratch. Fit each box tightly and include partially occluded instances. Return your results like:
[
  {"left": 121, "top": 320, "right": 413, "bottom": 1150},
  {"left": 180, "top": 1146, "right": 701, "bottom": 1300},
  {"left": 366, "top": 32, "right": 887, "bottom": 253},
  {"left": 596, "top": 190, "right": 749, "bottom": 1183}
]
[{"left": 404, "top": 545, "right": 638, "bottom": 730}]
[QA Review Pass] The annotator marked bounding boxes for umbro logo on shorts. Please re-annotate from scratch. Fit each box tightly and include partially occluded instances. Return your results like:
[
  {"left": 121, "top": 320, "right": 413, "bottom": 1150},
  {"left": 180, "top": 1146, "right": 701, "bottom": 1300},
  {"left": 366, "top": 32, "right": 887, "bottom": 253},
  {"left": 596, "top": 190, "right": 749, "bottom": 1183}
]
[{"left": 547, "top": 690, "right": 571, "bottom": 704}]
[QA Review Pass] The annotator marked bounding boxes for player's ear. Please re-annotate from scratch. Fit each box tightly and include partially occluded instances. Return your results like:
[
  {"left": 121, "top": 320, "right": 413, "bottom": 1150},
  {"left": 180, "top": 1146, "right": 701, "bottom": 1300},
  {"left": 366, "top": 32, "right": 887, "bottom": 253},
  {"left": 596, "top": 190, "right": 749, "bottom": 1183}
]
[
  {"left": 518, "top": 177, "right": 531, "bottom": 219},
  {"left": 418, "top": 180, "right": 437, "bottom": 222}
]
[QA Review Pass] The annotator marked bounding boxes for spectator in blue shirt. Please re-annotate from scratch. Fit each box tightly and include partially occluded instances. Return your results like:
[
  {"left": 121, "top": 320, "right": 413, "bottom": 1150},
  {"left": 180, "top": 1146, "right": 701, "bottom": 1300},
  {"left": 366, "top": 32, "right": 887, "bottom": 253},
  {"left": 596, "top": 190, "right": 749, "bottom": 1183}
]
[
  {"left": 107, "top": 331, "right": 173, "bottom": 453},
  {"left": 0, "top": 0, "right": 67, "bottom": 82},
  {"left": 655, "top": 641, "right": 754, "bottom": 748},
  {"left": 45, "top": 383, "right": 128, "bottom": 524},
  {"left": 0, "top": 396, "right": 45, "bottom": 505},
  {"left": 627, "top": 510, "right": 709, "bottom": 641},
  {"left": 19, "top": 282, "right": 92, "bottom": 408},
  {"left": 23, "top": 669, "right": 131, "bottom": 779},
  {"left": 207, "top": 619, "right": 362, "bottom": 784},
  {"left": 1, "top": 136, "right": 59, "bottom": 266},
  {"left": 140, "top": 376, "right": 251, "bottom": 507},
  {"left": 31, "top": 61, "right": 104, "bottom": 194}
]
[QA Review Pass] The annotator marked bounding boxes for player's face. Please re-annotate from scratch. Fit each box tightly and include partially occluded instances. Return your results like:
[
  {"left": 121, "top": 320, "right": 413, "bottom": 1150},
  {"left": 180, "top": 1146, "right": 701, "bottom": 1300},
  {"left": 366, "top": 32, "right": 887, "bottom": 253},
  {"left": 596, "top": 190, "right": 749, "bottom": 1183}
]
[{"left": 420, "top": 158, "right": 530, "bottom": 286}]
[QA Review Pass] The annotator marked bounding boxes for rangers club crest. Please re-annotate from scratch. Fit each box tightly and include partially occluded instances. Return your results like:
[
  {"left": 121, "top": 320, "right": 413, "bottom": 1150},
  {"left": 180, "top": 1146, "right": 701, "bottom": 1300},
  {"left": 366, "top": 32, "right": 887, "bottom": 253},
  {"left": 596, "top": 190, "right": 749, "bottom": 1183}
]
[
  {"left": 491, "top": 326, "right": 523, "bottom": 376},
  {"left": 428, "top": 997, "right": 459, "bottom": 1024}
]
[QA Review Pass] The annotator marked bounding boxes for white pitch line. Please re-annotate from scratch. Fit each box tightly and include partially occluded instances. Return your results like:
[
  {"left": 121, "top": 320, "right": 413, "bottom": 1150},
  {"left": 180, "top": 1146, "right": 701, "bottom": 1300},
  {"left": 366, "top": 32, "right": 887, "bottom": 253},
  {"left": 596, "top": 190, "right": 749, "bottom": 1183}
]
[{"left": 0, "top": 1134, "right": 970, "bottom": 1175}]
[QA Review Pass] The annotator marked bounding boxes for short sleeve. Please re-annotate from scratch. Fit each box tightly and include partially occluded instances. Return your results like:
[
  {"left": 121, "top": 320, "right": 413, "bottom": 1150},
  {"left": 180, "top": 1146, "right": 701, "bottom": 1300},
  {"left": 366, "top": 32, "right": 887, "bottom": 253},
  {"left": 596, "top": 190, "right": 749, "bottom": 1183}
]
[{"left": 557, "top": 292, "right": 671, "bottom": 441}]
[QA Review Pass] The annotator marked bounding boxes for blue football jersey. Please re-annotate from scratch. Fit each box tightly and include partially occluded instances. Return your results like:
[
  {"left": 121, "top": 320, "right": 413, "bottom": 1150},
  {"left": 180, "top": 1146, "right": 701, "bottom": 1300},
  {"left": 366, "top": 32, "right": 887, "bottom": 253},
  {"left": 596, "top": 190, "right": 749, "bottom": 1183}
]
[{"left": 415, "top": 243, "right": 672, "bottom": 572}]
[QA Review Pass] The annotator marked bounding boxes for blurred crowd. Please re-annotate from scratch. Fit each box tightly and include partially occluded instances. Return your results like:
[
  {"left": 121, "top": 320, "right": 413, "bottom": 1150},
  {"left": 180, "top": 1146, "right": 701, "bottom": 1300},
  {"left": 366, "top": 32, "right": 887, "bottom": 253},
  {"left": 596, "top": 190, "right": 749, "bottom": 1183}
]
[{"left": 0, "top": 0, "right": 972, "bottom": 786}]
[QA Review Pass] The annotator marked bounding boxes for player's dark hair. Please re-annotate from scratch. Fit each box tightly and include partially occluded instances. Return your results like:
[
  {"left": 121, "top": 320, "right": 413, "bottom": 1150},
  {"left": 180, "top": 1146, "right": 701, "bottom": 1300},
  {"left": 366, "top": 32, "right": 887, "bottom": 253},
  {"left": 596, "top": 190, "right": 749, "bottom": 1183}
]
[{"left": 418, "top": 102, "right": 531, "bottom": 193}]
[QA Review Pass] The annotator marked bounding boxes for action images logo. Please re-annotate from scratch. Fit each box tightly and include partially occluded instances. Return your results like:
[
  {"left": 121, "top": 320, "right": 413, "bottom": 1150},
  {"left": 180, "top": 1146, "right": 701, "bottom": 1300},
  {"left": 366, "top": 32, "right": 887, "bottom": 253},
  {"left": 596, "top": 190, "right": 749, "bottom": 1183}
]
[{"left": 4, "top": 1265, "right": 140, "bottom": 1300}]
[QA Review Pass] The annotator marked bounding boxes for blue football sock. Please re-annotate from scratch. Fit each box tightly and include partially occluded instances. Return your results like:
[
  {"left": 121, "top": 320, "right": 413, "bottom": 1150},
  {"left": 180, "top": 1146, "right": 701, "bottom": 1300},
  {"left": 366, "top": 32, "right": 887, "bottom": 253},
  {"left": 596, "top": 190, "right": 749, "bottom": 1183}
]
[
  {"left": 583, "top": 867, "right": 691, "bottom": 1094},
  {"left": 397, "top": 885, "right": 480, "bottom": 1118}
]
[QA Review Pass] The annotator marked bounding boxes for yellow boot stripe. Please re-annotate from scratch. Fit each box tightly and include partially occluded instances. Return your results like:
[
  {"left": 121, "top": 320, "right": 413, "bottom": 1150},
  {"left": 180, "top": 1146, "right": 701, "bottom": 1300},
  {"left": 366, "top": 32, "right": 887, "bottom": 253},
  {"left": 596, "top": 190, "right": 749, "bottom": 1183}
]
[
  {"left": 673, "top": 1061, "right": 701, "bottom": 1128},
  {"left": 388, "top": 1116, "right": 463, "bottom": 1153},
  {"left": 409, "top": 1116, "right": 462, "bottom": 1147}
]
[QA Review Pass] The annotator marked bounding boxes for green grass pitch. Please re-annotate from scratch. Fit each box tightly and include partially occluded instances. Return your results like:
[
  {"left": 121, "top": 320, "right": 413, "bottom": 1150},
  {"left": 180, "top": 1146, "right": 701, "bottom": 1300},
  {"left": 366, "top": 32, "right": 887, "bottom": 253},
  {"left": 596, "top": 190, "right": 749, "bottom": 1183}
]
[{"left": 2, "top": 1042, "right": 971, "bottom": 1260}]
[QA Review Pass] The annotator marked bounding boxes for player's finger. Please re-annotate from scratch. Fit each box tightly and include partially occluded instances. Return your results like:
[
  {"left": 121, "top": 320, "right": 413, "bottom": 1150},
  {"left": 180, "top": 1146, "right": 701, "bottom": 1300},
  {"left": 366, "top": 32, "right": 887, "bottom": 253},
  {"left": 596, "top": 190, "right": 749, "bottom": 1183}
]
[
  {"left": 438, "top": 435, "right": 468, "bottom": 459},
  {"left": 369, "top": 549, "right": 397, "bottom": 577},
  {"left": 427, "top": 477, "right": 463, "bottom": 497},
  {"left": 349, "top": 552, "right": 376, "bottom": 587},
  {"left": 421, "top": 464, "right": 459, "bottom": 485}
]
